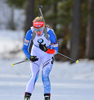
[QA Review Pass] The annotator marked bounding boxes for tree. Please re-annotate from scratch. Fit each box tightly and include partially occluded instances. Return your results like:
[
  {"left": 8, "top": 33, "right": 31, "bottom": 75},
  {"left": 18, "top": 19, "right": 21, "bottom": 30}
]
[
  {"left": 24, "top": 0, "right": 35, "bottom": 53},
  {"left": 6, "top": 0, "right": 25, "bottom": 8},
  {"left": 70, "top": 0, "right": 81, "bottom": 62},
  {"left": 24, "top": 0, "right": 35, "bottom": 33},
  {"left": 7, "top": 0, "right": 35, "bottom": 32},
  {"left": 6, "top": 0, "right": 35, "bottom": 53},
  {"left": 9, "top": 6, "right": 15, "bottom": 30},
  {"left": 86, "top": 0, "right": 94, "bottom": 59},
  {"left": 6, "top": 0, "right": 26, "bottom": 30}
]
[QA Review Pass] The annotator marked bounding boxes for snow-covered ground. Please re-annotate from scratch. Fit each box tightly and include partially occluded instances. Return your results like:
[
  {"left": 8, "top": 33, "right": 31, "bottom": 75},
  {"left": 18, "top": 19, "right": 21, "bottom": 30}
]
[{"left": 0, "top": 30, "right": 94, "bottom": 100}]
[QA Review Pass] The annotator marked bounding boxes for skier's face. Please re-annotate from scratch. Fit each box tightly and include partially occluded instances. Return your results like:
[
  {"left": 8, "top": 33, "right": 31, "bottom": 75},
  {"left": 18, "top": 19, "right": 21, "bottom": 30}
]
[
  {"left": 33, "top": 26, "right": 44, "bottom": 36},
  {"left": 33, "top": 21, "right": 44, "bottom": 36}
]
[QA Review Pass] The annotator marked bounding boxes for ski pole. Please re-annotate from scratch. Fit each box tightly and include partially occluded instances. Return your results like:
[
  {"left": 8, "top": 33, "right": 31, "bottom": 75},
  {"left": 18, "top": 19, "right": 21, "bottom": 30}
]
[
  {"left": 11, "top": 59, "right": 29, "bottom": 66},
  {"left": 38, "top": 5, "right": 79, "bottom": 63},
  {"left": 11, "top": 5, "right": 46, "bottom": 67},
  {"left": 58, "top": 52, "right": 79, "bottom": 63}
]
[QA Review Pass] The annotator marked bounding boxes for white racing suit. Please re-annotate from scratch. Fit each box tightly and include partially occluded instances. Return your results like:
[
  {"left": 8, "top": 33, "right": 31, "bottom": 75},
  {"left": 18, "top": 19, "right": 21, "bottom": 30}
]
[{"left": 23, "top": 26, "right": 58, "bottom": 95}]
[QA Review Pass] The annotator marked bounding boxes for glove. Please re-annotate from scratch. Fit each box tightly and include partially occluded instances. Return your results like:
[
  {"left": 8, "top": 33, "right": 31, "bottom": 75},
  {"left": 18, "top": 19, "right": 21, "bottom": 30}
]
[
  {"left": 39, "top": 43, "right": 47, "bottom": 52},
  {"left": 39, "top": 43, "right": 56, "bottom": 54},
  {"left": 29, "top": 56, "right": 39, "bottom": 62}
]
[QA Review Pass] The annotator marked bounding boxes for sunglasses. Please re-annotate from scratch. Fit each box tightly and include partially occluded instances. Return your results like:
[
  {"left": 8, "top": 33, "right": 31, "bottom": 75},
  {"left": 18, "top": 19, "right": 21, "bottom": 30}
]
[{"left": 33, "top": 26, "right": 44, "bottom": 32}]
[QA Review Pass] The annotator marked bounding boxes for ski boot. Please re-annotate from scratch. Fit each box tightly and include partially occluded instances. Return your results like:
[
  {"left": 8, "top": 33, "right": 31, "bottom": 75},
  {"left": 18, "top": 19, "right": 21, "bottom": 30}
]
[
  {"left": 44, "top": 94, "right": 50, "bottom": 100},
  {"left": 24, "top": 92, "right": 31, "bottom": 100}
]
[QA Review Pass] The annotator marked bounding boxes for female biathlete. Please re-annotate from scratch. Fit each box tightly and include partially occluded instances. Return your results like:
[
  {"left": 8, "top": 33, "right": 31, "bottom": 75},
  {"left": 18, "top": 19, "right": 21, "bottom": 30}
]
[{"left": 23, "top": 16, "right": 58, "bottom": 100}]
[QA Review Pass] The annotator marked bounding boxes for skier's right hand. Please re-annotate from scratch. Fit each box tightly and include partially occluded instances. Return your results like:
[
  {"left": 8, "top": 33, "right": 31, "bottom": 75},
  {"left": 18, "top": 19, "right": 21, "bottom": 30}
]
[{"left": 29, "top": 56, "right": 39, "bottom": 62}]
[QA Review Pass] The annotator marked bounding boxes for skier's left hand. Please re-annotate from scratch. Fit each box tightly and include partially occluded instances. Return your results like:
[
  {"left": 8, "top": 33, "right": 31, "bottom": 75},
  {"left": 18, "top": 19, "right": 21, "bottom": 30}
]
[{"left": 39, "top": 43, "right": 47, "bottom": 52}]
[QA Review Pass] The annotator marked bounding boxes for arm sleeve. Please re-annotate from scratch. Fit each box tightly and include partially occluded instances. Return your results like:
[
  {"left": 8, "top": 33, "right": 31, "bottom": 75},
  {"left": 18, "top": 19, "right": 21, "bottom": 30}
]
[
  {"left": 46, "top": 29, "right": 58, "bottom": 54},
  {"left": 22, "top": 29, "right": 33, "bottom": 59}
]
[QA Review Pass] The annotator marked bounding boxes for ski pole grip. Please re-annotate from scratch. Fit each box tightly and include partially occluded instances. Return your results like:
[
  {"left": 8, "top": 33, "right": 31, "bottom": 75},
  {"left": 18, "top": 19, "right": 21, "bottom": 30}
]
[{"left": 38, "top": 5, "right": 43, "bottom": 9}]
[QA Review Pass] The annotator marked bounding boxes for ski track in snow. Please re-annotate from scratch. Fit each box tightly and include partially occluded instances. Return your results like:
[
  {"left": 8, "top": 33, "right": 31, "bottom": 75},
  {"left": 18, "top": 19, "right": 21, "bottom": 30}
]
[{"left": 0, "top": 59, "right": 94, "bottom": 100}]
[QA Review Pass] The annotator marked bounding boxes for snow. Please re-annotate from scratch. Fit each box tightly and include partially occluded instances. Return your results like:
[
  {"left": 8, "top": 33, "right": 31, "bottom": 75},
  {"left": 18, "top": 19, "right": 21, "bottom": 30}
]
[{"left": 0, "top": 30, "right": 94, "bottom": 100}]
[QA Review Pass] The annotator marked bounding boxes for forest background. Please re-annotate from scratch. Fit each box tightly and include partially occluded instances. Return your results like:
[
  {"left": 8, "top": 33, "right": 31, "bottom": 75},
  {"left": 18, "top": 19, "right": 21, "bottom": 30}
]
[{"left": 0, "top": 0, "right": 94, "bottom": 62}]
